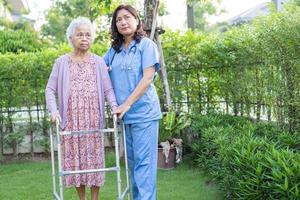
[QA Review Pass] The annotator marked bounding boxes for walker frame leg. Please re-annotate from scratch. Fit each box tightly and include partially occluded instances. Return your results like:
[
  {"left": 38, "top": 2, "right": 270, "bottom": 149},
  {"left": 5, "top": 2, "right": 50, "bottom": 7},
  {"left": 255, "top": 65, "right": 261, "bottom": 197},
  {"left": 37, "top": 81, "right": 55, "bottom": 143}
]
[{"left": 49, "top": 116, "right": 131, "bottom": 200}]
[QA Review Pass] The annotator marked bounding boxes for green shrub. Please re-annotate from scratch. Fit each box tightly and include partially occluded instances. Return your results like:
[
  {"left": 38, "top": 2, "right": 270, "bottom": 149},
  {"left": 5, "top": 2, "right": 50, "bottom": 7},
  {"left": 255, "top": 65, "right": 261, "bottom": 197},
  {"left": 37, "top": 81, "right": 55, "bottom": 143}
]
[
  {"left": 159, "top": 111, "right": 191, "bottom": 143},
  {"left": 0, "top": 49, "right": 62, "bottom": 108},
  {"left": 191, "top": 114, "right": 300, "bottom": 199},
  {"left": 191, "top": 114, "right": 252, "bottom": 136},
  {"left": 277, "top": 131, "right": 300, "bottom": 151},
  {"left": 224, "top": 137, "right": 300, "bottom": 199},
  {"left": 0, "top": 30, "right": 43, "bottom": 53},
  {"left": 4, "top": 129, "right": 25, "bottom": 155},
  {"left": 253, "top": 121, "right": 284, "bottom": 140},
  {"left": 252, "top": 122, "right": 300, "bottom": 151},
  {"left": 192, "top": 126, "right": 235, "bottom": 179},
  {"left": 162, "top": 4, "right": 300, "bottom": 132}
]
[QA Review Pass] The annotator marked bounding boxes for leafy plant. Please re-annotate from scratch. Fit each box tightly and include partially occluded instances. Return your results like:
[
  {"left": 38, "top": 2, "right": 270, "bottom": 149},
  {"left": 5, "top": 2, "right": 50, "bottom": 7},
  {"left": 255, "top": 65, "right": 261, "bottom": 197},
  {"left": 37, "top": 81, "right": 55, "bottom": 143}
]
[
  {"left": 35, "top": 138, "right": 50, "bottom": 155},
  {"left": 4, "top": 130, "right": 25, "bottom": 156},
  {"left": 0, "top": 30, "right": 43, "bottom": 53},
  {"left": 191, "top": 113, "right": 300, "bottom": 199},
  {"left": 159, "top": 111, "right": 191, "bottom": 143}
]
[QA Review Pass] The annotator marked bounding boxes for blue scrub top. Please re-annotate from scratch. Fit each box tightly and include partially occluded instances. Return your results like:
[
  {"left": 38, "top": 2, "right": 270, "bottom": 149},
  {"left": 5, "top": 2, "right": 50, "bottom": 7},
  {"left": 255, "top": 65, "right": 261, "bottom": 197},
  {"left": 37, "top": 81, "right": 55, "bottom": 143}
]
[{"left": 104, "top": 37, "right": 162, "bottom": 124}]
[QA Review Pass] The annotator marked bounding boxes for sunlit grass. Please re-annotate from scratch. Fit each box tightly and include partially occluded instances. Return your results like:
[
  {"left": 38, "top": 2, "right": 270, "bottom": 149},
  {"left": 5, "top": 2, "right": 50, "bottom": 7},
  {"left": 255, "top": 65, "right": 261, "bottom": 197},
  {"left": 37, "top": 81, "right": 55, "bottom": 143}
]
[{"left": 0, "top": 153, "right": 223, "bottom": 200}]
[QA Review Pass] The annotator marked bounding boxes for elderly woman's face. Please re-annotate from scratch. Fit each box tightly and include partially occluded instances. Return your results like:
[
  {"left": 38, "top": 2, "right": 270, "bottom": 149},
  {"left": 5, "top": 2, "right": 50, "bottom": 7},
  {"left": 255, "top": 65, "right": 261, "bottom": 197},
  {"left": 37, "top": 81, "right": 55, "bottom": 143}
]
[
  {"left": 116, "top": 9, "right": 138, "bottom": 37},
  {"left": 70, "top": 24, "right": 92, "bottom": 51}
]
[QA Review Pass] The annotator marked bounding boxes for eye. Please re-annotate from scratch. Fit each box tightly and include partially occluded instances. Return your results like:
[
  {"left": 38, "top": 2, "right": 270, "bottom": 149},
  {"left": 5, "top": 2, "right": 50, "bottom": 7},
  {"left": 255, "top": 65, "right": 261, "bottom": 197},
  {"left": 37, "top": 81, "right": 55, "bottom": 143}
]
[{"left": 116, "top": 18, "right": 122, "bottom": 23}]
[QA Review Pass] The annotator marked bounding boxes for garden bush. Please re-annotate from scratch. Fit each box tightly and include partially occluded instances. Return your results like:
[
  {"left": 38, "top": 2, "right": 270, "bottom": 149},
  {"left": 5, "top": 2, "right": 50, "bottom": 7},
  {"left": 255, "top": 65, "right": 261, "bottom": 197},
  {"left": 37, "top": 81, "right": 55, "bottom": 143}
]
[
  {"left": 190, "top": 114, "right": 300, "bottom": 199},
  {"left": 0, "top": 30, "right": 44, "bottom": 53},
  {"left": 162, "top": 3, "right": 300, "bottom": 132}
]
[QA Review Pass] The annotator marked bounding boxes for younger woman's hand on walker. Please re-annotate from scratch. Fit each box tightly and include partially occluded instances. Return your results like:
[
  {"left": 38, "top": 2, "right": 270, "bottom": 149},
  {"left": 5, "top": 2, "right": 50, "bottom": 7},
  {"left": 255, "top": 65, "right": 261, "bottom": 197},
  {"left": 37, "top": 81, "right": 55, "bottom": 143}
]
[{"left": 113, "top": 103, "right": 131, "bottom": 119}]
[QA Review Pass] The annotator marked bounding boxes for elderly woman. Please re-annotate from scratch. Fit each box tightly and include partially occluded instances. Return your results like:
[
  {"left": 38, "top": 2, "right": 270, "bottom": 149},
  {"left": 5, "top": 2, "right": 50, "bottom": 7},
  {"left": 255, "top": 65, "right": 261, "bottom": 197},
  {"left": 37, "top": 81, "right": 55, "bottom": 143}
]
[{"left": 45, "top": 17, "right": 117, "bottom": 200}]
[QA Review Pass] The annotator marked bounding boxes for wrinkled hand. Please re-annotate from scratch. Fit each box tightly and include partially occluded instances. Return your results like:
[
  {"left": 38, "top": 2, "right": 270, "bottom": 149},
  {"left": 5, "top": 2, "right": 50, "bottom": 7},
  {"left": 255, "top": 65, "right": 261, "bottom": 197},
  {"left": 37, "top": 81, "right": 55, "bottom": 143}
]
[
  {"left": 50, "top": 112, "right": 61, "bottom": 123},
  {"left": 113, "top": 103, "right": 131, "bottom": 119}
]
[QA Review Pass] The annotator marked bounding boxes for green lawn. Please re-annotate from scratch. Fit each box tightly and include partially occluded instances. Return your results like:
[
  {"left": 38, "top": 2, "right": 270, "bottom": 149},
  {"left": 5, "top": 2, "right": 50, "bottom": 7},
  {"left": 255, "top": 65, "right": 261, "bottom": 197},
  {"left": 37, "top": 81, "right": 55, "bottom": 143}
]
[{"left": 0, "top": 154, "right": 222, "bottom": 200}]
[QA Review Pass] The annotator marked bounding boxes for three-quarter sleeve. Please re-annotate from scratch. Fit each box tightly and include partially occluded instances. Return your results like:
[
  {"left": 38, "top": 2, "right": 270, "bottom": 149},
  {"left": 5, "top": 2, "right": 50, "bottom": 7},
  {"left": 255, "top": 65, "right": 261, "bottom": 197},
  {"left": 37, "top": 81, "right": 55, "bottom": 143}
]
[
  {"left": 100, "top": 59, "right": 118, "bottom": 111},
  {"left": 45, "top": 59, "right": 59, "bottom": 115}
]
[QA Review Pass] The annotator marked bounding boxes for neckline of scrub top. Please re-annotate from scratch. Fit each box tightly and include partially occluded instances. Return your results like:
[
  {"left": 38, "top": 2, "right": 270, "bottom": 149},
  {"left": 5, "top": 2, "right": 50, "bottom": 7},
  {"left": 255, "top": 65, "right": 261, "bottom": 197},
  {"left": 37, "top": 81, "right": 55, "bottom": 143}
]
[{"left": 120, "top": 39, "right": 137, "bottom": 53}]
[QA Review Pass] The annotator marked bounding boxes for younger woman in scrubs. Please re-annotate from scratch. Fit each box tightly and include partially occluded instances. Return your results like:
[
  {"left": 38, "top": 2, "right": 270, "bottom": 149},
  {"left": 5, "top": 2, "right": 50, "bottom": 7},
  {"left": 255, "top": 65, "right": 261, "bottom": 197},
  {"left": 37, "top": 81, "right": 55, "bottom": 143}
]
[{"left": 104, "top": 4, "right": 162, "bottom": 200}]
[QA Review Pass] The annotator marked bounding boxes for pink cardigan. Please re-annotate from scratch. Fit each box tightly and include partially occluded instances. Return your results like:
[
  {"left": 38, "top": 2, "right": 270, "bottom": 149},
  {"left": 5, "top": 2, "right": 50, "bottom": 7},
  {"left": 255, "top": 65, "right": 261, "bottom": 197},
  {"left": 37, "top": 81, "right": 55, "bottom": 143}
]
[{"left": 45, "top": 54, "right": 117, "bottom": 129}]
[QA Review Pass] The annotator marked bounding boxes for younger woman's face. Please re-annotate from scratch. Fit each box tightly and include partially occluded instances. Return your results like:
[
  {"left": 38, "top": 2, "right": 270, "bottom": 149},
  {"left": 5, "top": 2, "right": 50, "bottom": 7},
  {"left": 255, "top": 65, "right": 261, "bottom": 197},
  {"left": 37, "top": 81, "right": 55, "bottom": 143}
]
[{"left": 116, "top": 9, "right": 138, "bottom": 38}]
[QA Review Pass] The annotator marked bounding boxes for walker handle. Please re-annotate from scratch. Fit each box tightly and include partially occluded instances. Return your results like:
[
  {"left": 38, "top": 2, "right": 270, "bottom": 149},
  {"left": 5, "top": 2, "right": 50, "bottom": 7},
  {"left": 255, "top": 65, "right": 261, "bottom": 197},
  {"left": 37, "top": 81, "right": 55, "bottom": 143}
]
[
  {"left": 55, "top": 118, "right": 60, "bottom": 126},
  {"left": 54, "top": 118, "right": 60, "bottom": 134},
  {"left": 113, "top": 114, "right": 118, "bottom": 124}
]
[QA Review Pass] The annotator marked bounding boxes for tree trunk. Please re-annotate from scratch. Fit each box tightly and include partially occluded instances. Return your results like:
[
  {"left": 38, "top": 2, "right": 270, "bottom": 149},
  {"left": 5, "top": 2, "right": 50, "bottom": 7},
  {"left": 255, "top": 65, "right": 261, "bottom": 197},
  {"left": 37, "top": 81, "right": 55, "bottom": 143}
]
[
  {"left": 240, "top": 101, "right": 244, "bottom": 116},
  {"left": 0, "top": 109, "right": 3, "bottom": 161},
  {"left": 42, "top": 99, "right": 49, "bottom": 137},
  {"left": 225, "top": 97, "right": 229, "bottom": 114},
  {"left": 28, "top": 108, "right": 34, "bottom": 157},
  {"left": 196, "top": 71, "right": 203, "bottom": 113},
  {"left": 246, "top": 100, "right": 251, "bottom": 118},
  {"left": 267, "top": 104, "right": 271, "bottom": 121},
  {"left": 276, "top": 96, "right": 284, "bottom": 126},
  {"left": 144, "top": 0, "right": 172, "bottom": 111},
  {"left": 255, "top": 68, "right": 261, "bottom": 121},
  {"left": 256, "top": 99, "right": 261, "bottom": 121},
  {"left": 187, "top": 2, "right": 195, "bottom": 30},
  {"left": 185, "top": 70, "right": 190, "bottom": 113},
  {"left": 284, "top": 64, "right": 297, "bottom": 133},
  {"left": 6, "top": 108, "right": 17, "bottom": 156},
  {"left": 206, "top": 78, "right": 211, "bottom": 113},
  {"left": 233, "top": 101, "right": 238, "bottom": 116}
]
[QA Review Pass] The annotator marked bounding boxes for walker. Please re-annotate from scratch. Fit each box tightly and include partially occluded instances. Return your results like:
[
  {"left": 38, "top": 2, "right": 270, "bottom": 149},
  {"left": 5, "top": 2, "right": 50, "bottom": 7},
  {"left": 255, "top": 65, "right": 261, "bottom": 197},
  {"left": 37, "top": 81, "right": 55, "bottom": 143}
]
[{"left": 49, "top": 115, "right": 131, "bottom": 200}]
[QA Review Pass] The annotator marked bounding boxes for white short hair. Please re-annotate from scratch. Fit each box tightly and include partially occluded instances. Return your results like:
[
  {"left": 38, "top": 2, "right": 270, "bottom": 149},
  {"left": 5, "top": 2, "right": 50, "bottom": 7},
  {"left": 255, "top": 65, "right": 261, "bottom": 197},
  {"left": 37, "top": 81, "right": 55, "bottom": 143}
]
[{"left": 66, "top": 17, "right": 96, "bottom": 47}]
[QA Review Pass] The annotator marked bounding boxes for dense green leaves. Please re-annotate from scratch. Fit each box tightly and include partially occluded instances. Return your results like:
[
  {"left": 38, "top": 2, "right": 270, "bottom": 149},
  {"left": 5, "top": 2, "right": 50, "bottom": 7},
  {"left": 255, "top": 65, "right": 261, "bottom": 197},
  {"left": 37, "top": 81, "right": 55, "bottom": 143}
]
[
  {"left": 0, "top": 30, "right": 43, "bottom": 53},
  {"left": 190, "top": 114, "right": 300, "bottom": 199},
  {"left": 161, "top": 5, "right": 300, "bottom": 131}
]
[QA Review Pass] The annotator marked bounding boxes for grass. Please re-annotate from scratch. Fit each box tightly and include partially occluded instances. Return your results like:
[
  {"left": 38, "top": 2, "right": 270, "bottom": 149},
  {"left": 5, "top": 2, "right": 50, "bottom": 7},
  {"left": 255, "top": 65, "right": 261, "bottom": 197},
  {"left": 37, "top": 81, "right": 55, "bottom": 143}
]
[{"left": 0, "top": 153, "right": 223, "bottom": 200}]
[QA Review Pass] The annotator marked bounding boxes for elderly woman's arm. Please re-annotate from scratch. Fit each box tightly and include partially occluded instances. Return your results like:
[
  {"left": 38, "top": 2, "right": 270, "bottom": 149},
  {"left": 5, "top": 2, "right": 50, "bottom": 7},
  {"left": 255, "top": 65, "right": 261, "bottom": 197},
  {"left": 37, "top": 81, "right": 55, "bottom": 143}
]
[
  {"left": 45, "top": 60, "right": 61, "bottom": 122},
  {"left": 101, "top": 61, "right": 118, "bottom": 111}
]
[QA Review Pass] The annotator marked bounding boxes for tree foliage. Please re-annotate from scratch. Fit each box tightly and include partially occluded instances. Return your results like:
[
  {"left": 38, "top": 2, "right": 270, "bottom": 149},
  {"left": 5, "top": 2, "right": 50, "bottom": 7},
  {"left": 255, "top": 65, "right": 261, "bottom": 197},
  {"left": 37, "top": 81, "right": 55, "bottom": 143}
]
[
  {"left": 161, "top": 4, "right": 300, "bottom": 132},
  {"left": 0, "top": 29, "right": 43, "bottom": 53},
  {"left": 194, "top": 0, "right": 222, "bottom": 31},
  {"left": 41, "top": 0, "right": 120, "bottom": 43},
  {"left": 186, "top": 0, "right": 222, "bottom": 31},
  {"left": 0, "top": 19, "right": 46, "bottom": 53}
]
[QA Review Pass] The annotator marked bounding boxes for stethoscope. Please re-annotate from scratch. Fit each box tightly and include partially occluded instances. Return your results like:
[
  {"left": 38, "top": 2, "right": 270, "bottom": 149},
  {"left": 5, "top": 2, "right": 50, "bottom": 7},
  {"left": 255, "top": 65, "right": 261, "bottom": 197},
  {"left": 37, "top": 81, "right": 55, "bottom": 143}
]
[{"left": 108, "top": 45, "right": 138, "bottom": 72}]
